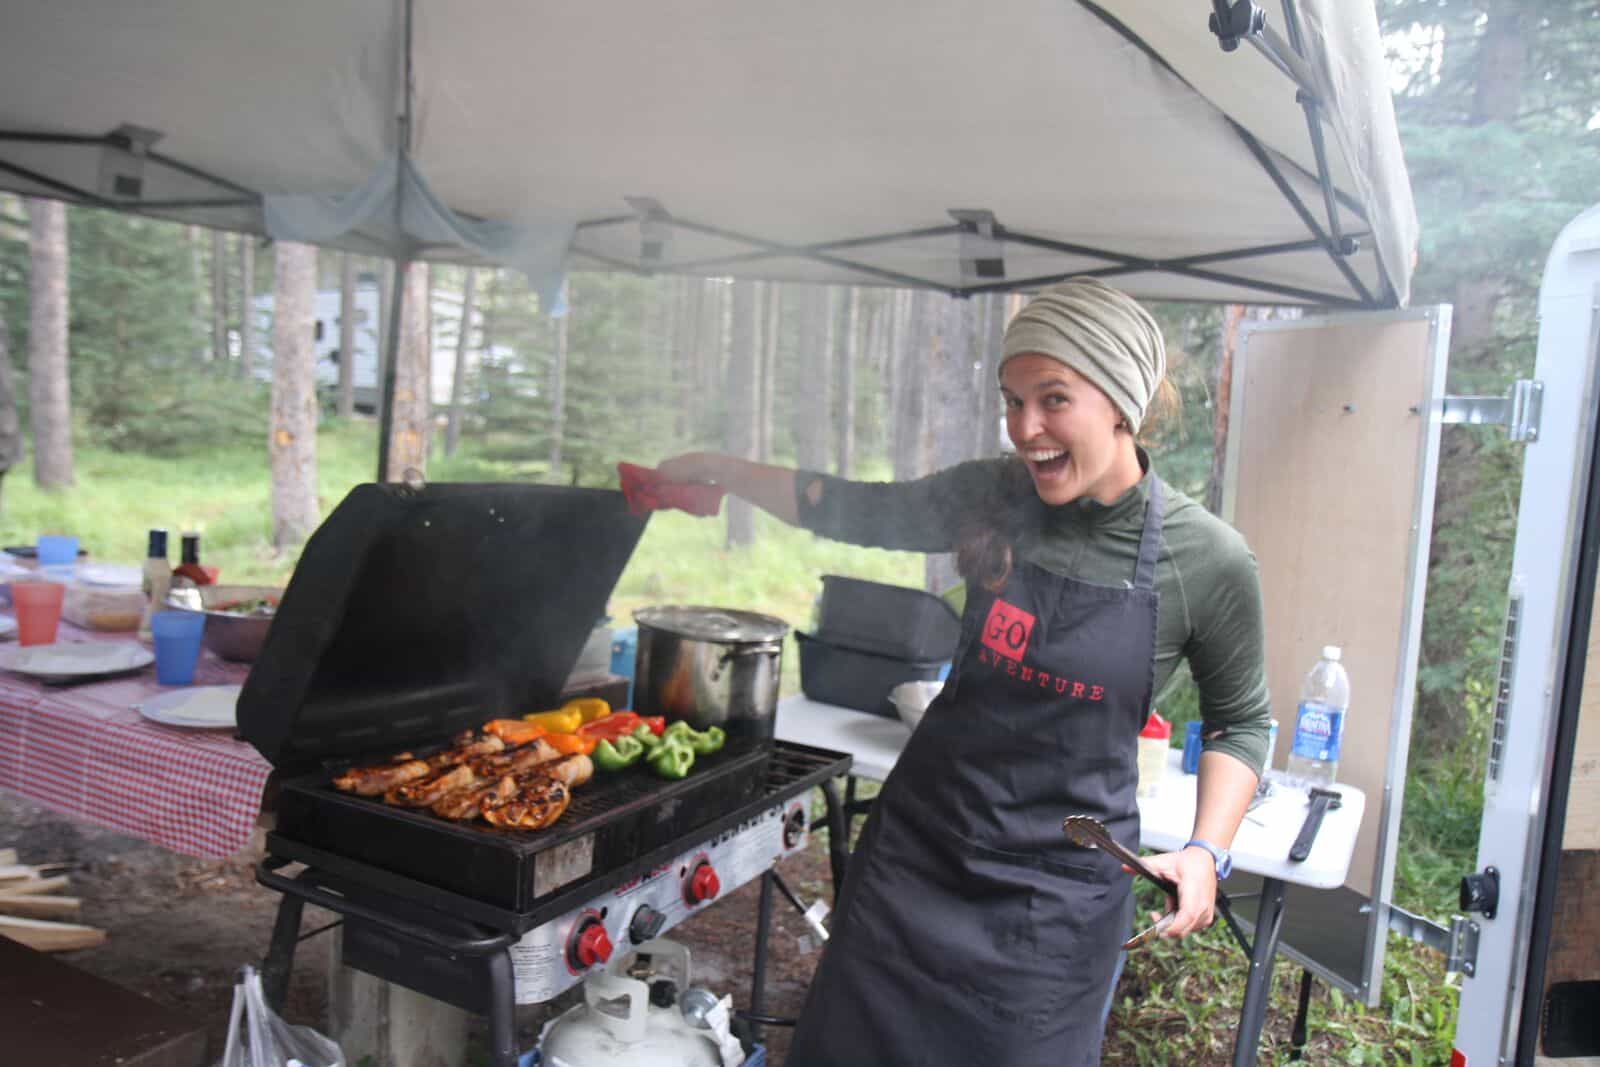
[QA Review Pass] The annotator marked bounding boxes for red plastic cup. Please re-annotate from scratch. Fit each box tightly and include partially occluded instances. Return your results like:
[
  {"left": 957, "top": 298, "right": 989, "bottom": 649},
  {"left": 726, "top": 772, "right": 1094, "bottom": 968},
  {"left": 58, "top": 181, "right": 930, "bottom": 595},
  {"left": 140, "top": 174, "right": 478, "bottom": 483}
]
[{"left": 12, "top": 581, "right": 65, "bottom": 646}]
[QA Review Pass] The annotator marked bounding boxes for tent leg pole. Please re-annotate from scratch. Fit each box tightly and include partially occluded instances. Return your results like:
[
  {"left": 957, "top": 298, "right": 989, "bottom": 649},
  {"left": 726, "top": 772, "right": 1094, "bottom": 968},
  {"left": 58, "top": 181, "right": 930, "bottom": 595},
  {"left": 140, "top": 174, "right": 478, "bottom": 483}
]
[{"left": 377, "top": 257, "right": 410, "bottom": 482}]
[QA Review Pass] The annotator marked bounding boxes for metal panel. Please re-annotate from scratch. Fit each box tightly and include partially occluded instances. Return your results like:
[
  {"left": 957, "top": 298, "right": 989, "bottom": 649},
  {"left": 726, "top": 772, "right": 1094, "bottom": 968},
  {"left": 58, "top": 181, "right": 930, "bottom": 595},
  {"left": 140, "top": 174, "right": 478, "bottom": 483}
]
[{"left": 1221, "top": 306, "right": 1448, "bottom": 1004}]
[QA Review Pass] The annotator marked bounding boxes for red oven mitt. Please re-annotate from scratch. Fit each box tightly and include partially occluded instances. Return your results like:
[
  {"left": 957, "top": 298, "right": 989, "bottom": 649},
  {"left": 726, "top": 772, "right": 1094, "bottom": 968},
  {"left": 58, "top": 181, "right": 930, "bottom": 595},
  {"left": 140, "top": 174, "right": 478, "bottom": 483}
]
[{"left": 617, "top": 462, "right": 726, "bottom": 519}]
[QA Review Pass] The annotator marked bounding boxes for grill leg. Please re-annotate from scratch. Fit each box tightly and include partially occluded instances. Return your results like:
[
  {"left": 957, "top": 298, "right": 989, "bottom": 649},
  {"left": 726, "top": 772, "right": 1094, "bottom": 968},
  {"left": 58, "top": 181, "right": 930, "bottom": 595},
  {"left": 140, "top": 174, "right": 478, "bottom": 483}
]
[
  {"left": 486, "top": 948, "right": 519, "bottom": 1067},
  {"left": 262, "top": 893, "right": 305, "bottom": 1010},
  {"left": 747, "top": 870, "right": 775, "bottom": 1046},
  {"left": 817, "top": 778, "right": 848, "bottom": 903}
]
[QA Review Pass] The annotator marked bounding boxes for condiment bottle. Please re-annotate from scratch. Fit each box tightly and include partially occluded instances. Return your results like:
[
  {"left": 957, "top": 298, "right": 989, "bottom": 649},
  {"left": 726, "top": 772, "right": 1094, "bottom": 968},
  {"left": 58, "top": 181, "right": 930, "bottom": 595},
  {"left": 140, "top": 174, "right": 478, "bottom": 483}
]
[
  {"left": 1136, "top": 711, "right": 1171, "bottom": 799},
  {"left": 137, "top": 528, "right": 171, "bottom": 641},
  {"left": 171, "top": 532, "right": 216, "bottom": 586}
]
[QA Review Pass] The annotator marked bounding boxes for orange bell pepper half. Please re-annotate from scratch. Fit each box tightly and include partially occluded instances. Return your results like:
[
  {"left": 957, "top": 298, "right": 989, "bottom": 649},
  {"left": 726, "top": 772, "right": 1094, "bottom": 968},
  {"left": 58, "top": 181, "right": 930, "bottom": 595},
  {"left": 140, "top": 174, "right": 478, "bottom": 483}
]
[
  {"left": 545, "top": 732, "right": 598, "bottom": 756},
  {"left": 483, "top": 719, "right": 548, "bottom": 746}
]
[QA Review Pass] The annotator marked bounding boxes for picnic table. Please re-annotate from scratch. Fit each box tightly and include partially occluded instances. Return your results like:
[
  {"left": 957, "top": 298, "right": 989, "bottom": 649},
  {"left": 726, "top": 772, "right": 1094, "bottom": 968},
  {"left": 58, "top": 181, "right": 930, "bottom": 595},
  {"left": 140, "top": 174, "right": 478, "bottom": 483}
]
[{"left": 0, "top": 618, "right": 269, "bottom": 859}]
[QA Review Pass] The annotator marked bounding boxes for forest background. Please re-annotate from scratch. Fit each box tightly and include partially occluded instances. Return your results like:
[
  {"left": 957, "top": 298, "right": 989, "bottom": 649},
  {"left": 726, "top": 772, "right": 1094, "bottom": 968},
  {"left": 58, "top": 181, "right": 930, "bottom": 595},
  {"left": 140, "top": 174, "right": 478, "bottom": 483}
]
[{"left": 0, "top": 2, "right": 1596, "bottom": 1061}]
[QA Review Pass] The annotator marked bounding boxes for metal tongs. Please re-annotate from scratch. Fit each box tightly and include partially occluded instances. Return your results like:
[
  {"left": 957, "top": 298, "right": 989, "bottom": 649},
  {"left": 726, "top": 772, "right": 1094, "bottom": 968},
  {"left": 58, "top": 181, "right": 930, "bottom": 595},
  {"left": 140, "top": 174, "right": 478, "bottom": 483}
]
[{"left": 1061, "top": 814, "right": 1178, "bottom": 949}]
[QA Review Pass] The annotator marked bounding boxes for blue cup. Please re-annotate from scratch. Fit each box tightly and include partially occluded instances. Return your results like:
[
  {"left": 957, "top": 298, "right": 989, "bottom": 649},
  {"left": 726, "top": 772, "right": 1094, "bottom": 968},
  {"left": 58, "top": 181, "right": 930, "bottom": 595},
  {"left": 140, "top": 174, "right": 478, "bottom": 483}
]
[
  {"left": 151, "top": 611, "right": 206, "bottom": 686},
  {"left": 35, "top": 535, "right": 79, "bottom": 567},
  {"left": 1182, "top": 719, "right": 1203, "bottom": 774}
]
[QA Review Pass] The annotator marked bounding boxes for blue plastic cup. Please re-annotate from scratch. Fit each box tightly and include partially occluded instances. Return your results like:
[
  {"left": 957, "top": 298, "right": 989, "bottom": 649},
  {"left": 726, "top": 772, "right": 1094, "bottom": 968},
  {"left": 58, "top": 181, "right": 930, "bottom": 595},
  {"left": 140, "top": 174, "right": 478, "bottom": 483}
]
[
  {"left": 1182, "top": 719, "right": 1203, "bottom": 774},
  {"left": 35, "top": 534, "right": 79, "bottom": 567},
  {"left": 151, "top": 611, "right": 206, "bottom": 686}
]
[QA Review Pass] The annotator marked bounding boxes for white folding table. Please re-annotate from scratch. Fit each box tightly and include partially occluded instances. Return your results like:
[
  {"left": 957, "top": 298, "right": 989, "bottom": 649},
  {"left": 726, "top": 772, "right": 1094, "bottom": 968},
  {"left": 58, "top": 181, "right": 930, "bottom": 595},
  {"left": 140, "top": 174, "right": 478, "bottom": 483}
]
[{"left": 776, "top": 693, "right": 1367, "bottom": 1065}]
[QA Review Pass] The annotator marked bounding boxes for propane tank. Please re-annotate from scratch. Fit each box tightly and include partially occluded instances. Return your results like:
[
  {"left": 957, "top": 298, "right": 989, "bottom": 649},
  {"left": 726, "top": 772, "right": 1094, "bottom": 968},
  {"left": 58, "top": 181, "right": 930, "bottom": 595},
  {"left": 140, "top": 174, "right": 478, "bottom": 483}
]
[{"left": 539, "top": 939, "right": 744, "bottom": 1067}]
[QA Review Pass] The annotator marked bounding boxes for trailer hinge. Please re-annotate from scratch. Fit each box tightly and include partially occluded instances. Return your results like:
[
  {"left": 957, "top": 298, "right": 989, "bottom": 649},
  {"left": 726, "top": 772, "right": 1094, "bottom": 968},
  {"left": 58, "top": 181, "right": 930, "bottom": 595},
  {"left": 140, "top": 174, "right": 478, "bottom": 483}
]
[
  {"left": 1386, "top": 906, "right": 1480, "bottom": 977},
  {"left": 1439, "top": 380, "right": 1543, "bottom": 441}
]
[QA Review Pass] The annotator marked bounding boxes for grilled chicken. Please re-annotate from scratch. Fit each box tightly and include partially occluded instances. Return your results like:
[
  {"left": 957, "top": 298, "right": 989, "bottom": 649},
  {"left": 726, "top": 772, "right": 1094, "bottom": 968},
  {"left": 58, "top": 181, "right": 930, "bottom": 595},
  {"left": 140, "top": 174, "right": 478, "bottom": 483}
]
[
  {"left": 536, "top": 753, "right": 593, "bottom": 790},
  {"left": 383, "top": 763, "right": 476, "bottom": 807},
  {"left": 431, "top": 774, "right": 519, "bottom": 820},
  {"left": 332, "top": 733, "right": 505, "bottom": 795},
  {"left": 470, "top": 738, "right": 560, "bottom": 778},
  {"left": 332, "top": 758, "right": 431, "bottom": 797},
  {"left": 482, "top": 777, "right": 570, "bottom": 830}
]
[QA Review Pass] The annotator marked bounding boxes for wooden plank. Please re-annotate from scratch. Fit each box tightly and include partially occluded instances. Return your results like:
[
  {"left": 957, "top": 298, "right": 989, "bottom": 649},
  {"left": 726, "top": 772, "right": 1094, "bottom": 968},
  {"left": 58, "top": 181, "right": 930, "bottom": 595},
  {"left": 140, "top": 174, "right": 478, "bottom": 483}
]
[
  {"left": 0, "top": 894, "right": 80, "bottom": 919},
  {"left": 0, "top": 915, "right": 107, "bottom": 952},
  {"left": 1229, "top": 314, "right": 1436, "bottom": 896},
  {"left": 0, "top": 875, "right": 70, "bottom": 896}
]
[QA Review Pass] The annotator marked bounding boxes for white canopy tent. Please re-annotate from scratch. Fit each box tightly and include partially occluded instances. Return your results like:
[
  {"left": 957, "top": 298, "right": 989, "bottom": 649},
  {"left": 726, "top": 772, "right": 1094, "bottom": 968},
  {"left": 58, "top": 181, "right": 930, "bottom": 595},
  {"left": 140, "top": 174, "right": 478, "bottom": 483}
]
[{"left": 0, "top": 0, "right": 1418, "bottom": 470}]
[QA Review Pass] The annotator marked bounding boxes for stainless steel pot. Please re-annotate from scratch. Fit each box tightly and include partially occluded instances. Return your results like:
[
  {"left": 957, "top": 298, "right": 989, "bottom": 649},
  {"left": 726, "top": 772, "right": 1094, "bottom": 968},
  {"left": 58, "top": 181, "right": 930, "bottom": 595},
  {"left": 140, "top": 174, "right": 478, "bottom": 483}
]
[{"left": 633, "top": 606, "right": 788, "bottom": 741}]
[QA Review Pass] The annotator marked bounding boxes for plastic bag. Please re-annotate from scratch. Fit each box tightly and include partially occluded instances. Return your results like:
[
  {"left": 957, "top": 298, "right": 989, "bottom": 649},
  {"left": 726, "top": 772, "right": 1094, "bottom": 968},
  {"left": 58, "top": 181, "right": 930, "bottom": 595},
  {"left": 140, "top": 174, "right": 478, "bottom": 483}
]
[{"left": 218, "top": 965, "right": 345, "bottom": 1067}]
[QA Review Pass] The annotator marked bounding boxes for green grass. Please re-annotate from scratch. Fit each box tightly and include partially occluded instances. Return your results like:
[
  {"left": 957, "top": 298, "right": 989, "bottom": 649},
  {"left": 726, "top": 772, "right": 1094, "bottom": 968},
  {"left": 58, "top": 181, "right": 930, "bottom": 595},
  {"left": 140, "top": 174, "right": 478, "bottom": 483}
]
[{"left": 0, "top": 424, "right": 1470, "bottom": 1062}]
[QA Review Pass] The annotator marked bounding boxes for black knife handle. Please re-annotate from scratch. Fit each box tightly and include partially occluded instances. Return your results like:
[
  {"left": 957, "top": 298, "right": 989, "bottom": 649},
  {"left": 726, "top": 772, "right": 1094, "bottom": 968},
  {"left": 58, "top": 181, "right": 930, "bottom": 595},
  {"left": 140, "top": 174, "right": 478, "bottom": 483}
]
[{"left": 1289, "top": 795, "right": 1332, "bottom": 862}]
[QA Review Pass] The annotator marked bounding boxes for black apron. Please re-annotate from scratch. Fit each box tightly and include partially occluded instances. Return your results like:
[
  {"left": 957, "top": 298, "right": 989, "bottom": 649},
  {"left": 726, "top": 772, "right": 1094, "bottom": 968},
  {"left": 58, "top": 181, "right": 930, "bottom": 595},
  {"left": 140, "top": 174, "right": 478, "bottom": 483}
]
[{"left": 788, "top": 480, "right": 1165, "bottom": 1067}]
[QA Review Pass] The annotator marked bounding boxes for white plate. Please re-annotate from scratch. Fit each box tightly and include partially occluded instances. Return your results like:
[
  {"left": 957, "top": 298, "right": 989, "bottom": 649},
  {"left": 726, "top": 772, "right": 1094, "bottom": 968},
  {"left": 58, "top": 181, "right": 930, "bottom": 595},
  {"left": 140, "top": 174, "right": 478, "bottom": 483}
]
[
  {"left": 78, "top": 562, "right": 142, "bottom": 588},
  {"left": 0, "top": 641, "right": 154, "bottom": 680},
  {"left": 135, "top": 685, "right": 240, "bottom": 729}
]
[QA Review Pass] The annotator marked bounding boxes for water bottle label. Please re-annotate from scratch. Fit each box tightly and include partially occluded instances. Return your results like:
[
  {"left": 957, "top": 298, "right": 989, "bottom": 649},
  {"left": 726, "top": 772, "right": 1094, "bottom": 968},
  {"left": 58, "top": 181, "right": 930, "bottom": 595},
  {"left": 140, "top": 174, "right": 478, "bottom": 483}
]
[{"left": 1291, "top": 701, "right": 1345, "bottom": 762}]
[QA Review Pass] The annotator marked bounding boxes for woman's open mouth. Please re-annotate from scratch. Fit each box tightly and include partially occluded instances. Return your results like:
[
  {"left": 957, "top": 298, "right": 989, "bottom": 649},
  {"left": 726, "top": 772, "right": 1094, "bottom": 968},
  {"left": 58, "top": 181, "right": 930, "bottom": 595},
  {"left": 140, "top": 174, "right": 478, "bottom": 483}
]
[{"left": 1024, "top": 447, "right": 1070, "bottom": 476}]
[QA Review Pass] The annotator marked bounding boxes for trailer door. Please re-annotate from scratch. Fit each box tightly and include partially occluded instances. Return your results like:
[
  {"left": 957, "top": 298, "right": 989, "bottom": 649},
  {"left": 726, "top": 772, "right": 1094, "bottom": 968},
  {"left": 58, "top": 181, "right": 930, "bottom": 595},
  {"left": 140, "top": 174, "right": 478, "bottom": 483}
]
[{"left": 1452, "top": 205, "right": 1600, "bottom": 1065}]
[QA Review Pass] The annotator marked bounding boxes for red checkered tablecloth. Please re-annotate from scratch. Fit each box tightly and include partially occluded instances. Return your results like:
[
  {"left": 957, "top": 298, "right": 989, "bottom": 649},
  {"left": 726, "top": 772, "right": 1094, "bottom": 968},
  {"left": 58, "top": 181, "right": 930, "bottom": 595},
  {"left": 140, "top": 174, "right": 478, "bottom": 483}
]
[{"left": 0, "top": 620, "right": 269, "bottom": 859}]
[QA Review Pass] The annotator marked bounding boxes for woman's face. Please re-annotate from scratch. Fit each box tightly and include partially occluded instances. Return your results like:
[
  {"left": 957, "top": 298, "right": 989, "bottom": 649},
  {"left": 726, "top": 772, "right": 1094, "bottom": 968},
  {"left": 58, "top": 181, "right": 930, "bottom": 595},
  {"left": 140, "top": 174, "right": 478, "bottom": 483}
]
[{"left": 1001, "top": 354, "right": 1131, "bottom": 506}]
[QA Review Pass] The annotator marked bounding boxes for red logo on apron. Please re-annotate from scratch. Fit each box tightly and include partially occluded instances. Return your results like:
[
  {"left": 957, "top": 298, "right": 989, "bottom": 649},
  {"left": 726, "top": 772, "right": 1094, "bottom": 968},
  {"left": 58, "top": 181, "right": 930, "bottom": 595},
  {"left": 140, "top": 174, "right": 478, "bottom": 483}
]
[{"left": 981, "top": 598, "right": 1035, "bottom": 662}]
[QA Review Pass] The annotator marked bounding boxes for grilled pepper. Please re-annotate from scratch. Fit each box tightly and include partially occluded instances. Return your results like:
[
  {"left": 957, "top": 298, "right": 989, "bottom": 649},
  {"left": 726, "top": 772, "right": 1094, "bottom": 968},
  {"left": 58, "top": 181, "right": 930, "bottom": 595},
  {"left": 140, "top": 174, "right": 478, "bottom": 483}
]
[
  {"left": 576, "top": 711, "right": 641, "bottom": 742},
  {"left": 687, "top": 725, "right": 725, "bottom": 756},
  {"left": 564, "top": 697, "right": 611, "bottom": 723},
  {"left": 632, "top": 723, "right": 662, "bottom": 750},
  {"left": 523, "top": 706, "right": 583, "bottom": 734},
  {"left": 593, "top": 734, "right": 644, "bottom": 772},
  {"left": 545, "top": 732, "right": 597, "bottom": 756},
  {"left": 482, "top": 719, "right": 547, "bottom": 746},
  {"left": 661, "top": 720, "right": 695, "bottom": 745},
  {"left": 648, "top": 739, "right": 695, "bottom": 780},
  {"left": 640, "top": 715, "right": 666, "bottom": 736}
]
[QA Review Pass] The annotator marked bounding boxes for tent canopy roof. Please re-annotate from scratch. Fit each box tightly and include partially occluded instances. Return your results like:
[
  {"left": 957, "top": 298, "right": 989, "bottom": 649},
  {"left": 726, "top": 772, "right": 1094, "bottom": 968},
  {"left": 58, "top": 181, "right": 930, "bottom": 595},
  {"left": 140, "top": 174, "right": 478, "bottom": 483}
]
[{"left": 0, "top": 0, "right": 1417, "bottom": 307}]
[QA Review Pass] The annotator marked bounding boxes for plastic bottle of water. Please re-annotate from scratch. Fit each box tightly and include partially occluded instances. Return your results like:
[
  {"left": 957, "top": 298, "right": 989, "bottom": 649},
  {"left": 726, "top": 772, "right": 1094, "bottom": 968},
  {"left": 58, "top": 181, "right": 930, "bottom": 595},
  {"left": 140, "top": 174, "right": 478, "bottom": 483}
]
[{"left": 1286, "top": 646, "right": 1350, "bottom": 788}]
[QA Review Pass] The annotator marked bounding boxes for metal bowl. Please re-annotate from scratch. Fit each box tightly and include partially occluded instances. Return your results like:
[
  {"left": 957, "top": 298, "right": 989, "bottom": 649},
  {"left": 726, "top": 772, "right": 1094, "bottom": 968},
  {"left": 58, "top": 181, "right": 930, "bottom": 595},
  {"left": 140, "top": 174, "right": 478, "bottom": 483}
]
[{"left": 165, "top": 584, "right": 282, "bottom": 663}]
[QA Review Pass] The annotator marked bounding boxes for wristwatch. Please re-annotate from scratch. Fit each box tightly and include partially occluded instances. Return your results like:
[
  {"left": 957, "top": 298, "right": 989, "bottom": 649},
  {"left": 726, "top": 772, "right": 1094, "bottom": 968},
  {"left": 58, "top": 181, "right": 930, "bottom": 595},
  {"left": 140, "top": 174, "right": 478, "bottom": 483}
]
[{"left": 1183, "top": 838, "right": 1233, "bottom": 879}]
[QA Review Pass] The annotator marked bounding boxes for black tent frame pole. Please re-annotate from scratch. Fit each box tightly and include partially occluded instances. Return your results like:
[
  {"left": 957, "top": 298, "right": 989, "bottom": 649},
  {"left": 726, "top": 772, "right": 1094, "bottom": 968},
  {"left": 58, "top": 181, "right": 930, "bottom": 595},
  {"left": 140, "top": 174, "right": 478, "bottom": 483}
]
[{"left": 377, "top": 0, "right": 417, "bottom": 483}]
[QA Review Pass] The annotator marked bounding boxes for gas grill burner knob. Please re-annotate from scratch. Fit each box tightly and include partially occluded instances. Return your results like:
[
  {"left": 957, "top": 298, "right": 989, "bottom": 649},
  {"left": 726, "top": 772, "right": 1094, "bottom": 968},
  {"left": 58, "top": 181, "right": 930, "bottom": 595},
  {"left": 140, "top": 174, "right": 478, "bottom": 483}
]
[
  {"left": 685, "top": 861, "right": 721, "bottom": 906},
  {"left": 568, "top": 918, "right": 613, "bottom": 970},
  {"left": 783, "top": 808, "right": 807, "bottom": 850},
  {"left": 628, "top": 904, "right": 666, "bottom": 944}
]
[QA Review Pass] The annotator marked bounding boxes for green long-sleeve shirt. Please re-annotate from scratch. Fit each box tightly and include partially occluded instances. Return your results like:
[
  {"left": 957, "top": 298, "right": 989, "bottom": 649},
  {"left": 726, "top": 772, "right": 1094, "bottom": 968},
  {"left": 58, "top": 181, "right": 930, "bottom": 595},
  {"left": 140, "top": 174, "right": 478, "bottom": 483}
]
[{"left": 795, "top": 454, "right": 1271, "bottom": 775}]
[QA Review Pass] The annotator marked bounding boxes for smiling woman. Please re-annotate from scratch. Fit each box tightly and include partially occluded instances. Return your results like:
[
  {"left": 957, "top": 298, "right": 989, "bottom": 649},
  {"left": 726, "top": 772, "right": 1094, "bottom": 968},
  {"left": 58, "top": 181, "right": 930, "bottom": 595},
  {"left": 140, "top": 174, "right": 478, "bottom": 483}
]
[{"left": 648, "top": 277, "right": 1271, "bottom": 1066}]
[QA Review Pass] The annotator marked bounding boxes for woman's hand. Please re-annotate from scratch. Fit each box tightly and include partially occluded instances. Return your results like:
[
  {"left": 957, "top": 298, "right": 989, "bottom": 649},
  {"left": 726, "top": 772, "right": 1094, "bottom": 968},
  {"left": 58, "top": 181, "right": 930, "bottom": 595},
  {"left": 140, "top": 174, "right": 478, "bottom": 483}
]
[
  {"left": 655, "top": 452, "right": 728, "bottom": 486},
  {"left": 1126, "top": 846, "right": 1217, "bottom": 939}
]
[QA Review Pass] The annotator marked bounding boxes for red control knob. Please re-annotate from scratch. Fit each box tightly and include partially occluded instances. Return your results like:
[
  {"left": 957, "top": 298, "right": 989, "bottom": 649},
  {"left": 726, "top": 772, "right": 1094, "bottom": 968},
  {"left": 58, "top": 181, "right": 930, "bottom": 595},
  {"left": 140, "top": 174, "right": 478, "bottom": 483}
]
[
  {"left": 570, "top": 919, "right": 613, "bottom": 970},
  {"left": 686, "top": 862, "right": 721, "bottom": 905}
]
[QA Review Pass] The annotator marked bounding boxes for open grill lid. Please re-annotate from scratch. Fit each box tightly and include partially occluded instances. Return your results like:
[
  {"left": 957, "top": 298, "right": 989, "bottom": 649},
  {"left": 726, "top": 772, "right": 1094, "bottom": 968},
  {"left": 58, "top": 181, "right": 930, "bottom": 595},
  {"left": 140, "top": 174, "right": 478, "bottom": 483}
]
[{"left": 238, "top": 482, "right": 647, "bottom": 773}]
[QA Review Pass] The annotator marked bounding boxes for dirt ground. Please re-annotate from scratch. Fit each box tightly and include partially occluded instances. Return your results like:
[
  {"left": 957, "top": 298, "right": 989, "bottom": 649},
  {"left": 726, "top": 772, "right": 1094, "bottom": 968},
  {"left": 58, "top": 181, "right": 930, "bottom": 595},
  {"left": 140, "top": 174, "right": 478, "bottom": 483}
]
[{"left": 0, "top": 789, "right": 829, "bottom": 1066}]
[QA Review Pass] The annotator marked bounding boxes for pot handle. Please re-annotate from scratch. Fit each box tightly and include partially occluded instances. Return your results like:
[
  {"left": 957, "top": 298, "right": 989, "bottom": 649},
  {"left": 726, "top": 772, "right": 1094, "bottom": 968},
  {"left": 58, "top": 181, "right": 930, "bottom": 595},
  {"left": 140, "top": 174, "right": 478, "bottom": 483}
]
[{"left": 712, "top": 642, "right": 783, "bottom": 681}]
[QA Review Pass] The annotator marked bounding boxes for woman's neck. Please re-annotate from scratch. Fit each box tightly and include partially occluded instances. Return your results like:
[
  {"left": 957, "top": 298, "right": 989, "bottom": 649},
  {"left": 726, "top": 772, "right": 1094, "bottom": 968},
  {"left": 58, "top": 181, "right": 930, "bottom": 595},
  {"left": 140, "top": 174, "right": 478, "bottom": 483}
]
[{"left": 1087, "top": 439, "right": 1146, "bottom": 505}]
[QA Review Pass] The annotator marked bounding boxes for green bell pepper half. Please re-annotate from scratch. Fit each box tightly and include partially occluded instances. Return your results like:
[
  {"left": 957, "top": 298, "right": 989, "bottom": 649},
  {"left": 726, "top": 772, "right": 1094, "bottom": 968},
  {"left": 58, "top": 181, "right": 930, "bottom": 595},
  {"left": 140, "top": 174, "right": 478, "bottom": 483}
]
[
  {"left": 593, "top": 734, "right": 644, "bottom": 772},
  {"left": 687, "top": 725, "right": 725, "bottom": 755},
  {"left": 648, "top": 738, "right": 695, "bottom": 780},
  {"left": 632, "top": 723, "right": 662, "bottom": 749}
]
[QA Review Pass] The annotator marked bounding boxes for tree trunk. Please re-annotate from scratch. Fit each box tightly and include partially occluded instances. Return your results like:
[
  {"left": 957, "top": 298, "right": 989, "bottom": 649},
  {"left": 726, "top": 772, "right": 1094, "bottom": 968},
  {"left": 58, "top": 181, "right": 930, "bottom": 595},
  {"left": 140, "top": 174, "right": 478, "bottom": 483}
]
[
  {"left": 269, "top": 242, "right": 319, "bottom": 547},
  {"left": 377, "top": 259, "right": 396, "bottom": 401},
  {"left": 1208, "top": 304, "right": 1246, "bottom": 514},
  {"left": 211, "top": 229, "right": 228, "bottom": 362},
  {"left": 387, "top": 262, "right": 432, "bottom": 478},
  {"left": 238, "top": 236, "right": 256, "bottom": 378},
  {"left": 548, "top": 285, "right": 569, "bottom": 482},
  {"left": 27, "top": 198, "right": 72, "bottom": 489},
  {"left": 445, "top": 268, "right": 476, "bottom": 456},
  {"left": 726, "top": 281, "right": 760, "bottom": 548},
  {"left": 189, "top": 225, "right": 207, "bottom": 360},
  {"left": 0, "top": 306, "right": 24, "bottom": 502},
  {"left": 337, "top": 254, "right": 357, "bottom": 417},
  {"left": 976, "top": 293, "right": 1006, "bottom": 457},
  {"left": 759, "top": 282, "right": 781, "bottom": 463},
  {"left": 835, "top": 288, "right": 859, "bottom": 478},
  {"left": 893, "top": 290, "right": 932, "bottom": 481},
  {"left": 924, "top": 296, "right": 974, "bottom": 594},
  {"left": 793, "top": 285, "right": 832, "bottom": 471},
  {"left": 675, "top": 279, "right": 702, "bottom": 439},
  {"left": 1470, "top": 3, "right": 1526, "bottom": 126}
]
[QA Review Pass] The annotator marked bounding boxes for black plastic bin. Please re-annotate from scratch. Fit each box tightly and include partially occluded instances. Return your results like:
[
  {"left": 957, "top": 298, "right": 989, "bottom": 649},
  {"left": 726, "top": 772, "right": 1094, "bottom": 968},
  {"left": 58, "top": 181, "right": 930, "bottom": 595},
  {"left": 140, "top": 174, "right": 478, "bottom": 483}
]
[
  {"left": 815, "top": 575, "right": 962, "bottom": 661},
  {"left": 795, "top": 630, "right": 946, "bottom": 718}
]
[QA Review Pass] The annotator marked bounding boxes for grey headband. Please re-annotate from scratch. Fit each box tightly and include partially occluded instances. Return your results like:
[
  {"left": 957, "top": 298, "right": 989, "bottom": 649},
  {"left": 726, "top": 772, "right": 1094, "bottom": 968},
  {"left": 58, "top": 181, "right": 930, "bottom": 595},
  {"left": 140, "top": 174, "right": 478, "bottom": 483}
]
[{"left": 998, "top": 278, "right": 1166, "bottom": 431}]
